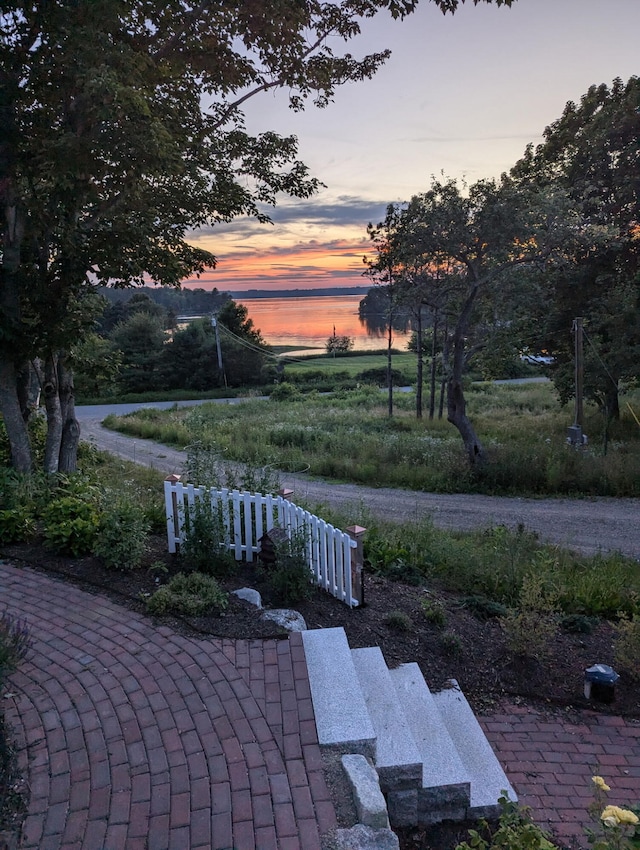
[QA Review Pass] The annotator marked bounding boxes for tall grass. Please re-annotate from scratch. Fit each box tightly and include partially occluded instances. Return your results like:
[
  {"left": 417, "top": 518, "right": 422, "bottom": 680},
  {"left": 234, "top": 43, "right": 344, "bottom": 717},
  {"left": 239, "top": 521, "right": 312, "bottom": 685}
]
[{"left": 102, "top": 382, "right": 640, "bottom": 497}]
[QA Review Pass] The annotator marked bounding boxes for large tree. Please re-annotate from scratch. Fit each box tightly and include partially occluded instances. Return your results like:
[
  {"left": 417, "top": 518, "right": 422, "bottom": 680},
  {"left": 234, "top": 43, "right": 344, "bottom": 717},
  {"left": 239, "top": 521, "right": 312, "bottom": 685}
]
[
  {"left": 511, "top": 77, "right": 640, "bottom": 420},
  {"left": 384, "top": 176, "right": 584, "bottom": 466},
  {"left": 0, "top": 0, "right": 515, "bottom": 473}
]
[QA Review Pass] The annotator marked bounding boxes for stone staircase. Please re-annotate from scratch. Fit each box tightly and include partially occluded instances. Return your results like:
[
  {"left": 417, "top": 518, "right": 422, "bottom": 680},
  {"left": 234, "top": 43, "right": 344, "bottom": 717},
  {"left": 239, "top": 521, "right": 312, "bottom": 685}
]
[{"left": 301, "top": 627, "right": 515, "bottom": 828}]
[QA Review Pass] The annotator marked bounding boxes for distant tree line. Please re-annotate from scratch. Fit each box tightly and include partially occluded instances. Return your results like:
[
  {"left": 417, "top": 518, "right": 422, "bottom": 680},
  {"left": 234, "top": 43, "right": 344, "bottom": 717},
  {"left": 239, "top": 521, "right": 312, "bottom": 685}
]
[{"left": 74, "top": 292, "right": 275, "bottom": 398}]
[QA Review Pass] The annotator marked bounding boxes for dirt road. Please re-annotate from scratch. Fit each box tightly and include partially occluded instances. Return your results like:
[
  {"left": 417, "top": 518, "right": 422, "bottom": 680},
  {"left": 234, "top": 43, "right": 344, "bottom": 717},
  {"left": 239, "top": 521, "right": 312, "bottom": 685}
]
[{"left": 80, "top": 417, "right": 640, "bottom": 559}]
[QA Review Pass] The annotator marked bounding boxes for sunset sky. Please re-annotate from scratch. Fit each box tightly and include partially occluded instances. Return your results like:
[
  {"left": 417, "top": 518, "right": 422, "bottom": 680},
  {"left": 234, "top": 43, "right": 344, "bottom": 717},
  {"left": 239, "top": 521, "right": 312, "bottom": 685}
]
[{"left": 185, "top": 0, "right": 640, "bottom": 294}]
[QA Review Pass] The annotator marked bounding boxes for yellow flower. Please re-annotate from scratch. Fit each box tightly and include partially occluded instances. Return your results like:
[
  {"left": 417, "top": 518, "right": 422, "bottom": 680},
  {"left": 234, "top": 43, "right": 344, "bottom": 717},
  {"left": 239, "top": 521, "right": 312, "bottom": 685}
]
[
  {"left": 601, "top": 805, "right": 639, "bottom": 826},
  {"left": 592, "top": 776, "right": 611, "bottom": 792}
]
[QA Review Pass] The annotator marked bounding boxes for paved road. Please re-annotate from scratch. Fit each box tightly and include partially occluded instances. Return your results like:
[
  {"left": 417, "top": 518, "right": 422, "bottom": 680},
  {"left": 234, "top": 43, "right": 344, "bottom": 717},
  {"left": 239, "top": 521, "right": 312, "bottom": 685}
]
[{"left": 77, "top": 402, "right": 640, "bottom": 560}]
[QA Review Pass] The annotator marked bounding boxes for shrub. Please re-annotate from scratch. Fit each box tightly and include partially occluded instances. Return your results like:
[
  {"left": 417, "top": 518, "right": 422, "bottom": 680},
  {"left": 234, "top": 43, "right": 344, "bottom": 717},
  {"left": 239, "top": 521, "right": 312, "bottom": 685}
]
[
  {"left": 461, "top": 595, "right": 508, "bottom": 620},
  {"left": 270, "top": 382, "right": 300, "bottom": 401},
  {"left": 614, "top": 614, "right": 640, "bottom": 680},
  {"left": 42, "top": 496, "right": 100, "bottom": 556},
  {"left": 0, "top": 612, "right": 31, "bottom": 682},
  {"left": 180, "top": 500, "right": 235, "bottom": 577},
  {"left": 439, "top": 631, "right": 463, "bottom": 656},
  {"left": 0, "top": 507, "right": 36, "bottom": 544},
  {"left": 147, "top": 572, "right": 228, "bottom": 617},
  {"left": 560, "top": 614, "right": 598, "bottom": 634},
  {"left": 421, "top": 597, "right": 447, "bottom": 628},
  {"left": 93, "top": 496, "right": 149, "bottom": 571},
  {"left": 384, "top": 610, "right": 413, "bottom": 631},
  {"left": 500, "top": 574, "right": 560, "bottom": 660},
  {"left": 265, "top": 528, "right": 314, "bottom": 605},
  {"left": 455, "top": 793, "right": 558, "bottom": 850}
]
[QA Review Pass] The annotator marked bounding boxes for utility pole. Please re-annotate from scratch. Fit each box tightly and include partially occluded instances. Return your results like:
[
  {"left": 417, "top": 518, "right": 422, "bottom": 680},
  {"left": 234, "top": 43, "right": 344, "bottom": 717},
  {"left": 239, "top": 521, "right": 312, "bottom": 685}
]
[
  {"left": 567, "top": 317, "right": 585, "bottom": 446},
  {"left": 211, "top": 316, "right": 227, "bottom": 388}
]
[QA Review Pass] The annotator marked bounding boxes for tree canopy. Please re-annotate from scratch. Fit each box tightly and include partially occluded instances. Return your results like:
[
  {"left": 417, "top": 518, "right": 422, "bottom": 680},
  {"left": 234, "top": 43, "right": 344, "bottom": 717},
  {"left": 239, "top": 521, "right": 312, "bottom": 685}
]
[{"left": 0, "top": 0, "right": 517, "bottom": 473}]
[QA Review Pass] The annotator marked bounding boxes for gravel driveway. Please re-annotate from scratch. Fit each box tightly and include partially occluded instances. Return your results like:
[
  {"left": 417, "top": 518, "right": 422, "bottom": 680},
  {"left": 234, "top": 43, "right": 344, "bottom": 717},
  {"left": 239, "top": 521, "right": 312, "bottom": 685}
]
[{"left": 79, "top": 414, "right": 640, "bottom": 560}]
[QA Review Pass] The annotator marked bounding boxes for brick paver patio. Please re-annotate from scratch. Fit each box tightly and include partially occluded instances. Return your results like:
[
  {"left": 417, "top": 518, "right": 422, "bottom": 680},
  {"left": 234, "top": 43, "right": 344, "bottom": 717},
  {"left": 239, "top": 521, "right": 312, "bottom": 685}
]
[
  {"left": 2, "top": 560, "right": 640, "bottom": 849},
  {"left": 1, "top": 562, "right": 336, "bottom": 850}
]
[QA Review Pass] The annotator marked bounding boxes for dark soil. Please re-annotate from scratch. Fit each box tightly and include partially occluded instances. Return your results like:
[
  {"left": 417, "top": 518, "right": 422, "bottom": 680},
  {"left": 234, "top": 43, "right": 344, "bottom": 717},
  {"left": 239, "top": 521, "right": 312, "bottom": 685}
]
[
  {"left": 2, "top": 536, "right": 635, "bottom": 718},
  {"left": 2, "top": 536, "right": 639, "bottom": 850}
]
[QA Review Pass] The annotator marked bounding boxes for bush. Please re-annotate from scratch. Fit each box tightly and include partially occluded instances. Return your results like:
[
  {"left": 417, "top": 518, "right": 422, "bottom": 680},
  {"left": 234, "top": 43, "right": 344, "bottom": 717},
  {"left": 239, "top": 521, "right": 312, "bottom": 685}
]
[
  {"left": 42, "top": 496, "right": 100, "bottom": 556},
  {"left": 461, "top": 595, "right": 508, "bottom": 620},
  {"left": 264, "top": 527, "right": 314, "bottom": 604},
  {"left": 180, "top": 500, "right": 235, "bottom": 577},
  {"left": 440, "top": 630, "right": 463, "bottom": 656},
  {"left": 93, "top": 496, "right": 149, "bottom": 570},
  {"left": 500, "top": 574, "right": 559, "bottom": 660},
  {"left": 147, "top": 572, "right": 228, "bottom": 617},
  {"left": 0, "top": 507, "right": 36, "bottom": 544},
  {"left": 455, "top": 793, "right": 557, "bottom": 850},
  {"left": 614, "top": 614, "right": 640, "bottom": 680},
  {"left": 0, "top": 612, "right": 31, "bottom": 682},
  {"left": 421, "top": 596, "right": 447, "bottom": 628},
  {"left": 384, "top": 610, "right": 413, "bottom": 631},
  {"left": 270, "top": 381, "right": 300, "bottom": 401}
]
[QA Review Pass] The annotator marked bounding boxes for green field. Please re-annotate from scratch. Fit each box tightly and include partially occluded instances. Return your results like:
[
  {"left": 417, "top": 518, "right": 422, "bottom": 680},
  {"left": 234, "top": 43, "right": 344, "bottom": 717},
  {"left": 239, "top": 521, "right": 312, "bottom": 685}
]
[{"left": 104, "top": 381, "right": 640, "bottom": 498}]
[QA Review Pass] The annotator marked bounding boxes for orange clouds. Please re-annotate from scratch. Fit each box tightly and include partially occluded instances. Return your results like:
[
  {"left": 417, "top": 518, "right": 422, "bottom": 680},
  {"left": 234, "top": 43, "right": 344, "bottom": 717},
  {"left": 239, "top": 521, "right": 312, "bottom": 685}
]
[{"left": 183, "top": 237, "right": 371, "bottom": 291}]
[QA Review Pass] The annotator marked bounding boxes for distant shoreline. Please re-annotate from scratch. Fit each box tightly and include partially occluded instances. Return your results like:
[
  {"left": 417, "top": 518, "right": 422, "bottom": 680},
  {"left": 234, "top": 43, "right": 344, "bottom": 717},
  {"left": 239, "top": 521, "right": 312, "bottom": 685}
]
[{"left": 230, "top": 287, "right": 369, "bottom": 299}]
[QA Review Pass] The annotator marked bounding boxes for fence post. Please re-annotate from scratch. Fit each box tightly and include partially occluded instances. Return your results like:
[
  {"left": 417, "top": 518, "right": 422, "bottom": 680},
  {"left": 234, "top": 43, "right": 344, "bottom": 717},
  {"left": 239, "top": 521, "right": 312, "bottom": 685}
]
[
  {"left": 346, "top": 525, "right": 366, "bottom": 607},
  {"left": 164, "top": 474, "right": 181, "bottom": 554},
  {"left": 279, "top": 487, "right": 294, "bottom": 502}
]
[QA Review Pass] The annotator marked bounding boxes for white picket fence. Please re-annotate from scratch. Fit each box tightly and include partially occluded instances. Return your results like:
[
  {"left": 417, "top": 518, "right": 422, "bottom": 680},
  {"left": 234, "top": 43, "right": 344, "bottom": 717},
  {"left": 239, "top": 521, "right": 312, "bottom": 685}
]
[{"left": 164, "top": 477, "right": 363, "bottom": 607}]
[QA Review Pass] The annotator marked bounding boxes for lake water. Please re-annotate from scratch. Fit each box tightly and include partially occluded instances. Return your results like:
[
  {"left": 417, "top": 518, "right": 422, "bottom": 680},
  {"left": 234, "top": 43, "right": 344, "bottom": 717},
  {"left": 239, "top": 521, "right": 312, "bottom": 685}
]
[{"left": 237, "top": 294, "right": 411, "bottom": 354}]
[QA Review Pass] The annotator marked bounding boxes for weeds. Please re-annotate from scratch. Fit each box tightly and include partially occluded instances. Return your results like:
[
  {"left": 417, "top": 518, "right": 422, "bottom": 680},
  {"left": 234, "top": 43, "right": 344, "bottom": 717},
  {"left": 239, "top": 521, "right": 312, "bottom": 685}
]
[{"left": 102, "top": 383, "right": 640, "bottom": 497}]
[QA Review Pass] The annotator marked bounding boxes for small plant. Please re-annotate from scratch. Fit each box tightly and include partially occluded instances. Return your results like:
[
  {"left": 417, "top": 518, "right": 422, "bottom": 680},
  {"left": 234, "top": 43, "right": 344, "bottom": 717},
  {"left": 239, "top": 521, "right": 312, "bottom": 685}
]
[
  {"left": 270, "top": 381, "right": 299, "bottom": 401},
  {"left": 455, "top": 793, "right": 557, "bottom": 850},
  {"left": 146, "top": 572, "right": 228, "bottom": 617},
  {"left": 93, "top": 496, "right": 149, "bottom": 571},
  {"left": 265, "top": 527, "right": 314, "bottom": 605},
  {"left": 614, "top": 614, "right": 640, "bottom": 681},
  {"left": 42, "top": 496, "right": 100, "bottom": 556},
  {"left": 586, "top": 775, "right": 640, "bottom": 850},
  {"left": 0, "top": 612, "right": 31, "bottom": 681},
  {"left": 180, "top": 499, "right": 235, "bottom": 577},
  {"left": 439, "top": 630, "right": 463, "bottom": 656},
  {"left": 384, "top": 610, "right": 413, "bottom": 631},
  {"left": 0, "top": 507, "right": 36, "bottom": 544},
  {"left": 461, "top": 595, "right": 508, "bottom": 620},
  {"left": 560, "top": 613, "right": 599, "bottom": 634},
  {"left": 420, "top": 596, "right": 447, "bottom": 628},
  {"left": 500, "top": 573, "right": 560, "bottom": 660}
]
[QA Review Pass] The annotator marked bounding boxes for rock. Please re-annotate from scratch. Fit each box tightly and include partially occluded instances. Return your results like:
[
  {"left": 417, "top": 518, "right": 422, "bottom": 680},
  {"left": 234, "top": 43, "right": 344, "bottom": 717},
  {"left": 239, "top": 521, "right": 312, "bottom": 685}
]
[
  {"left": 334, "top": 824, "right": 400, "bottom": 850},
  {"left": 232, "top": 587, "right": 262, "bottom": 609},
  {"left": 261, "top": 609, "right": 307, "bottom": 632},
  {"left": 341, "top": 754, "right": 390, "bottom": 829}
]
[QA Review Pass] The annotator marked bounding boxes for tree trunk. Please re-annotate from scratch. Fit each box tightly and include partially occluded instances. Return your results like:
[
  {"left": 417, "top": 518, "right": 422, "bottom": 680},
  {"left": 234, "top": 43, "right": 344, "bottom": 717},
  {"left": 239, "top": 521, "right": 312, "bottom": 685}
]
[
  {"left": 0, "top": 360, "right": 32, "bottom": 471},
  {"left": 415, "top": 309, "right": 423, "bottom": 419},
  {"left": 604, "top": 381, "right": 620, "bottom": 421},
  {"left": 386, "top": 309, "right": 393, "bottom": 418},
  {"left": 41, "top": 354, "right": 64, "bottom": 474},
  {"left": 58, "top": 356, "right": 80, "bottom": 473},
  {"left": 429, "top": 311, "right": 438, "bottom": 421},
  {"left": 447, "top": 376, "right": 486, "bottom": 465},
  {"left": 445, "top": 282, "right": 487, "bottom": 466}
]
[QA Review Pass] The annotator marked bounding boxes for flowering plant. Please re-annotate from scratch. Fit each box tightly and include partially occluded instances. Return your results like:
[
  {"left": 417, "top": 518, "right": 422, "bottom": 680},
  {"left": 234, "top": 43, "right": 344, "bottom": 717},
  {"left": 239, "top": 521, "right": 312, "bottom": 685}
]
[{"left": 586, "top": 775, "right": 640, "bottom": 850}]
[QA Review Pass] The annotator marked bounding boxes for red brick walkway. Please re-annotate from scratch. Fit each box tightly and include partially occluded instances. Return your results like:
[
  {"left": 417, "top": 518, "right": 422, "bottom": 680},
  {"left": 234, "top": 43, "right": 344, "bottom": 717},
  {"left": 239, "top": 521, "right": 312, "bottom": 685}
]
[
  {"left": 480, "top": 705, "right": 640, "bottom": 848},
  {"left": 0, "top": 562, "right": 337, "bottom": 850},
  {"left": 3, "top": 561, "right": 640, "bottom": 850}
]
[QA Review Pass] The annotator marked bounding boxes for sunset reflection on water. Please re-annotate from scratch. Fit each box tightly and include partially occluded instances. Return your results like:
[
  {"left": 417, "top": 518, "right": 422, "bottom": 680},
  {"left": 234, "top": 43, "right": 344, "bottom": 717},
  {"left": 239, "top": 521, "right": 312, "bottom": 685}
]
[{"left": 239, "top": 295, "right": 411, "bottom": 352}]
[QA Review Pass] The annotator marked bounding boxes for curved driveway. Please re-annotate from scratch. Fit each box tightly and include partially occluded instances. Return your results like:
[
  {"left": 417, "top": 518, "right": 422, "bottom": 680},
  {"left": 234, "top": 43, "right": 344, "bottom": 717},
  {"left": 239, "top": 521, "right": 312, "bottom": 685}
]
[{"left": 77, "top": 402, "right": 640, "bottom": 559}]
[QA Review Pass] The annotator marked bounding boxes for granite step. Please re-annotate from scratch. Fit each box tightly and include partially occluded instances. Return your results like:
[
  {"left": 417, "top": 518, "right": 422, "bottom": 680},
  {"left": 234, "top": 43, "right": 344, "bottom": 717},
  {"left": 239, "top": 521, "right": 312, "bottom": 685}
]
[
  {"left": 389, "top": 663, "right": 472, "bottom": 825},
  {"left": 350, "top": 647, "right": 422, "bottom": 794},
  {"left": 432, "top": 680, "right": 517, "bottom": 820},
  {"left": 301, "top": 627, "right": 376, "bottom": 757}
]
